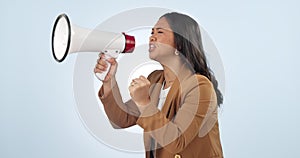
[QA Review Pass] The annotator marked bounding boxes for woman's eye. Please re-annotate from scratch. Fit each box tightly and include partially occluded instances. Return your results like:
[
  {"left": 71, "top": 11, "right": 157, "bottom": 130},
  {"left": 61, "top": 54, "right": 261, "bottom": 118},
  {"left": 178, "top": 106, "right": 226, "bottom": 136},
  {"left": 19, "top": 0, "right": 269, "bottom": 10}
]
[{"left": 158, "top": 31, "right": 163, "bottom": 33}]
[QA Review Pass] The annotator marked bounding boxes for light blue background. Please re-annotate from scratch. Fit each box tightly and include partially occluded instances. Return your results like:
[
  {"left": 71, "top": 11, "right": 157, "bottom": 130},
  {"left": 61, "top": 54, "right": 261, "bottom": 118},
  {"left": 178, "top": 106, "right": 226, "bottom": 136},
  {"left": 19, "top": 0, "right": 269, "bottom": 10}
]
[{"left": 1, "top": 0, "right": 299, "bottom": 157}]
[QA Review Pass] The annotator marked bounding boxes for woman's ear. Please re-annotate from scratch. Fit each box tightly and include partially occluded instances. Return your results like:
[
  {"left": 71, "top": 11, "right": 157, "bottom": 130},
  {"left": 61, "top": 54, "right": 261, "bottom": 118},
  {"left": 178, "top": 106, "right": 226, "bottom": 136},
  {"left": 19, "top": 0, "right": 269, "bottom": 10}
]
[{"left": 177, "top": 45, "right": 182, "bottom": 51}]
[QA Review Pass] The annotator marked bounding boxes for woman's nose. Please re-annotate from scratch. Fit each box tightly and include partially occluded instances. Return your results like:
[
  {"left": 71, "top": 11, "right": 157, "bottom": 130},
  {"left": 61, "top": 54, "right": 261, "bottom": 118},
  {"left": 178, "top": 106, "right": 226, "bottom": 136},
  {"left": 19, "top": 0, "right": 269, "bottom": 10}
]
[{"left": 149, "top": 35, "right": 156, "bottom": 42}]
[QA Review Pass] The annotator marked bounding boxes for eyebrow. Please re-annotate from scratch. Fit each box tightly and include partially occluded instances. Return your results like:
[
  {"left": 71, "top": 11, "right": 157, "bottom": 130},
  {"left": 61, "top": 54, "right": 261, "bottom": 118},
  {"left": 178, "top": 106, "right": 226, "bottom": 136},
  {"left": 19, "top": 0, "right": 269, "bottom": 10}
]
[{"left": 151, "top": 27, "right": 170, "bottom": 31}]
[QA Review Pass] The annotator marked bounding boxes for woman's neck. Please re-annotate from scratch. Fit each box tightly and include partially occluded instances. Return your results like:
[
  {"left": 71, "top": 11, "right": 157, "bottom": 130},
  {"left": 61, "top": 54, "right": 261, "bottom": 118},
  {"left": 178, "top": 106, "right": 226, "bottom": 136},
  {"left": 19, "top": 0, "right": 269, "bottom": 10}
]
[
  {"left": 161, "top": 56, "right": 194, "bottom": 89},
  {"left": 162, "top": 65, "right": 177, "bottom": 89}
]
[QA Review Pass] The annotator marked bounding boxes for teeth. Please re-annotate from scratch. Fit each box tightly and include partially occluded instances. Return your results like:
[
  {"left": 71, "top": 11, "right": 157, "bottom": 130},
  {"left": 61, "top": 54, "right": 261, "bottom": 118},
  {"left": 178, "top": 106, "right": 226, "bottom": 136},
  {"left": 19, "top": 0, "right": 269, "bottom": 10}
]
[
  {"left": 149, "top": 43, "right": 156, "bottom": 52},
  {"left": 150, "top": 44, "right": 155, "bottom": 48}
]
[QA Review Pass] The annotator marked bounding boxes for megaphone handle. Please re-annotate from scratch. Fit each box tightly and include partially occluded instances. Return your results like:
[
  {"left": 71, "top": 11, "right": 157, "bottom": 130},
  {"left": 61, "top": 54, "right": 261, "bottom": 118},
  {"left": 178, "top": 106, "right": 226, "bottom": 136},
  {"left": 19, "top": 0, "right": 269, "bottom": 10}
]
[
  {"left": 95, "top": 50, "right": 120, "bottom": 81},
  {"left": 95, "top": 57, "right": 111, "bottom": 81}
]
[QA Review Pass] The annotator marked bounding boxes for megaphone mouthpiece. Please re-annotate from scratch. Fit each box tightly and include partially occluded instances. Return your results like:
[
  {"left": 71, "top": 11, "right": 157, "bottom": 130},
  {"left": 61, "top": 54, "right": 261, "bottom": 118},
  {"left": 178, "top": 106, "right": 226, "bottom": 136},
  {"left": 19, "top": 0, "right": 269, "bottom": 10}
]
[{"left": 123, "top": 33, "right": 135, "bottom": 53}]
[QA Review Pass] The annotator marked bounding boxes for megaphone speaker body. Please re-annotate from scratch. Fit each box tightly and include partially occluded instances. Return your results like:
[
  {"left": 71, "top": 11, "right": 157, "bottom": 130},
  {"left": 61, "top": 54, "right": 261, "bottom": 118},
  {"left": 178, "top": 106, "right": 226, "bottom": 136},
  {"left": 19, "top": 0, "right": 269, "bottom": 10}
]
[{"left": 51, "top": 13, "right": 135, "bottom": 80}]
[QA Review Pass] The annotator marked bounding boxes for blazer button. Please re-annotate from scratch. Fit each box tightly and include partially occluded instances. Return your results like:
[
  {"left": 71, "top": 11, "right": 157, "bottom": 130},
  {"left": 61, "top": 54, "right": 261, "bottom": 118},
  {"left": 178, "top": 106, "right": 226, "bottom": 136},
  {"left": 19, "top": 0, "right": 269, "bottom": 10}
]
[{"left": 174, "top": 154, "right": 181, "bottom": 158}]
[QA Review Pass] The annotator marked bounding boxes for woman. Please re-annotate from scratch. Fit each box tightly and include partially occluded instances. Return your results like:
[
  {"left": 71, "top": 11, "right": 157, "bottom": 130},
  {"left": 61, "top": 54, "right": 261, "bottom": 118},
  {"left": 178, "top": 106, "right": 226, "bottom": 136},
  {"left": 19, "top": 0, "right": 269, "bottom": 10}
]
[{"left": 94, "top": 12, "right": 223, "bottom": 158}]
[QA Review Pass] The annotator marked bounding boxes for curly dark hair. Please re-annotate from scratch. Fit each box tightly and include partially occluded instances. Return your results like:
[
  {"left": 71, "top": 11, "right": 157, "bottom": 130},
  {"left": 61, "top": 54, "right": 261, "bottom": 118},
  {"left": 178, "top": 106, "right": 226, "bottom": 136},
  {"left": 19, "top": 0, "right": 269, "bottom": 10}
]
[{"left": 161, "top": 12, "right": 223, "bottom": 106}]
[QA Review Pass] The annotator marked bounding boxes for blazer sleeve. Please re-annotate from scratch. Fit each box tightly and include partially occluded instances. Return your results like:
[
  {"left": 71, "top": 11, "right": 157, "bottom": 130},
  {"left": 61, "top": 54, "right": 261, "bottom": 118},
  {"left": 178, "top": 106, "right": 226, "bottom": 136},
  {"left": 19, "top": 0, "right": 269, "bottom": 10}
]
[
  {"left": 136, "top": 75, "right": 217, "bottom": 154},
  {"left": 99, "top": 82, "right": 140, "bottom": 128},
  {"left": 98, "top": 70, "right": 162, "bottom": 129}
]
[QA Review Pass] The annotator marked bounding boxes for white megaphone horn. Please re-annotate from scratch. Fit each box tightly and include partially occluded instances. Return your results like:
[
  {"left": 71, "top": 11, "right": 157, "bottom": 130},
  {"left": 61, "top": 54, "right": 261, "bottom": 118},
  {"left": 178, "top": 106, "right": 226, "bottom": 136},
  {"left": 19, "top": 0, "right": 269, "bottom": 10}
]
[{"left": 51, "top": 13, "right": 135, "bottom": 80}]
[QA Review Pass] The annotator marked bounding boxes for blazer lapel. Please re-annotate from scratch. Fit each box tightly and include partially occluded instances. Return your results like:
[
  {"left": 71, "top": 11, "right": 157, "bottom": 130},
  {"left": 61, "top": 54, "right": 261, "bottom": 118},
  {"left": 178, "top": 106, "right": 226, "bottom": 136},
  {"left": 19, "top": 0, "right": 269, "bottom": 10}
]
[
  {"left": 148, "top": 67, "right": 192, "bottom": 120},
  {"left": 160, "top": 65, "right": 194, "bottom": 119},
  {"left": 161, "top": 78, "right": 181, "bottom": 119},
  {"left": 149, "top": 71, "right": 164, "bottom": 109}
]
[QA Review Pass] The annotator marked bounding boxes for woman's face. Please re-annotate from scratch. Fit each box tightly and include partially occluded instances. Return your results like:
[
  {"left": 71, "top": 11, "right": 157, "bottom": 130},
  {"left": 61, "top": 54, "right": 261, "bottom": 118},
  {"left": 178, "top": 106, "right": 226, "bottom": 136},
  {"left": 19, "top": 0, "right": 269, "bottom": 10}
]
[{"left": 148, "top": 17, "right": 176, "bottom": 62}]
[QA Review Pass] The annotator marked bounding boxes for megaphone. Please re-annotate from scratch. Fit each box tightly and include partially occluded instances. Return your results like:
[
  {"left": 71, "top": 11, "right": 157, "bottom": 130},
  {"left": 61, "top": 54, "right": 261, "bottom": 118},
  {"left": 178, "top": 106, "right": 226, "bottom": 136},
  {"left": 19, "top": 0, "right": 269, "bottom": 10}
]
[{"left": 51, "top": 13, "right": 135, "bottom": 80}]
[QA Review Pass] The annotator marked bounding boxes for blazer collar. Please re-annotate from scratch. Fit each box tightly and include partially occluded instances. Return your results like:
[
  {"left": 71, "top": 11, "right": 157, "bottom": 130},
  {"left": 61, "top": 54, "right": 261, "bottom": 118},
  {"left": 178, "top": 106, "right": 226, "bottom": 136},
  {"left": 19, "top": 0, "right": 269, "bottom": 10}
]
[{"left": 150, "top": 66, "right": 194, "bottom": 118}]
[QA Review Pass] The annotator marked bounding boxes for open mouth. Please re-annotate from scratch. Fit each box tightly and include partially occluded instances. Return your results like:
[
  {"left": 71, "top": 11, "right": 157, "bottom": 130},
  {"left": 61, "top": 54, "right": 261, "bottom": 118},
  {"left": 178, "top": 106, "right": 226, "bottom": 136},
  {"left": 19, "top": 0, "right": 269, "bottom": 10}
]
[{"left": 149, "top": 43, "right": 157, "bottom": 52}]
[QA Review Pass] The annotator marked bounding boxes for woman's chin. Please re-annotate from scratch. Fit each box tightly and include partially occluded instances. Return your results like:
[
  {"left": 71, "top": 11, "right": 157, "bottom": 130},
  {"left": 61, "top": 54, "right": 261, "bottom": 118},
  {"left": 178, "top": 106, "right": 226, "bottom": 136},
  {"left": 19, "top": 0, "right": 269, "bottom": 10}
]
[
  {"left": 149, "top": 55, "right": 156, "bottom": 61},
  {"left": 148, "top": 51, "right": 156, "bottom": 60}
]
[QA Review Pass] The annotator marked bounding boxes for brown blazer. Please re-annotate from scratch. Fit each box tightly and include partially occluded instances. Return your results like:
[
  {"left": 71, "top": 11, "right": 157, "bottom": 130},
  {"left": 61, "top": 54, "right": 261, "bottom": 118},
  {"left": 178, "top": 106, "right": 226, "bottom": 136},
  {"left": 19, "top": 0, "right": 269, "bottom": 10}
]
[{"left": 99, "top": 70, "right": 223, "bottom": 158}]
